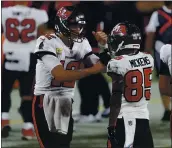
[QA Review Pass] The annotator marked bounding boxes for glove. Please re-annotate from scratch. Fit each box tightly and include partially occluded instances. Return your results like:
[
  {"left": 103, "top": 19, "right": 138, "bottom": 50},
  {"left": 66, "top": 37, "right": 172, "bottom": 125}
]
[
  {"left": 99, "top": 49, "right": 111, "bottom": 66},
  {"left": 107, "top": 126, "right": 118, "bottom": 148}
]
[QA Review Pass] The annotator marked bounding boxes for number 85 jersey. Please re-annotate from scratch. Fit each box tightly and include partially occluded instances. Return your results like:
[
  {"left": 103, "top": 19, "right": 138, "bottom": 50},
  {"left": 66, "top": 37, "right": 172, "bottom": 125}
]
[{"left": 107, "top": 52, "right": 154, "bottom": 119}]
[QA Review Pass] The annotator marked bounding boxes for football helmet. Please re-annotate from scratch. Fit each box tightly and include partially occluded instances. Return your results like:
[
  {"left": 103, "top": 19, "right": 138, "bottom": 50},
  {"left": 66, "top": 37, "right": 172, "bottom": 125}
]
[
  {"left": 54, "top": 6, "right": 86, "bottom": 43},
  {"left": 107, "top": 22, "right": 142, "bottom": 56}
]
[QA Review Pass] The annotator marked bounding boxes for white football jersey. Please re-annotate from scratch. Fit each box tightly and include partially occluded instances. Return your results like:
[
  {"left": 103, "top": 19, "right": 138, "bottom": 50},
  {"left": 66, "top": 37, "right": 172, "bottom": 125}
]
[
  {"left": 34, "top": 34, "right": 98, "bottom": 97},
  {"left": 107, "top": 52, "right": 154, "bottom": 119},
  {"left": 160, "top": 44, "right": 171, "bottom": 76},
  {"left": 2, "top": 5, "right": 48, "bottom": 71}
]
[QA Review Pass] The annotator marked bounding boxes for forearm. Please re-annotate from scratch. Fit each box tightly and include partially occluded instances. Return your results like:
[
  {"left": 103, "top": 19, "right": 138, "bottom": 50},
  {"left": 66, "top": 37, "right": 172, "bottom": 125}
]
[
  {"left": 109, "top": 92, "right": 122, "bottom": 127},
  {"left": 53, "top": 62, "right": 105, "bottom": 82}
]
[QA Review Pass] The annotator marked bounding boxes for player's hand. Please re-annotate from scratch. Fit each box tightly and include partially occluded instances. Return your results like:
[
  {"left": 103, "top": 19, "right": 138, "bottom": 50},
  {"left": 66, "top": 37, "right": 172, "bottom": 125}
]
[
  {"left": 92, "top": 31, "right": 107, "bottom": 45},
  {"left": 107, "top": 126, "right": 118, "bottom": 148}
]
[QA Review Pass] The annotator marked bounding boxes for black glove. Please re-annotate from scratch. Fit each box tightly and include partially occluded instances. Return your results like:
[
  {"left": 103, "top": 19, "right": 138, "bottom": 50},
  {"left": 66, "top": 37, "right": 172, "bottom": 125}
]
[
  {"left": 99, "top": 49, "right": 111, "bottom": 66},
  {"left": 107, "top": 126, "right": 118, "bottom": 148}
]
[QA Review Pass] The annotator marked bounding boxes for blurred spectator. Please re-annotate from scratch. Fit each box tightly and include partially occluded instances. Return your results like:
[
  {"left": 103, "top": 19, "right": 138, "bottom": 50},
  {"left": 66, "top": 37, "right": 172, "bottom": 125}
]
[{"left": 145, "top": 1, "right": 172, "bottom": 122}]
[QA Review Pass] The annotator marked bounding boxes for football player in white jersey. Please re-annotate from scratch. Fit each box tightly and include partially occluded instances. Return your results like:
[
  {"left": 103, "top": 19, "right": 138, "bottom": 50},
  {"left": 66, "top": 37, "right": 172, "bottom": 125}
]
[
  {"left": 159, "top": 44, "right": 172, "bottom": 96},
  {"left": 103, "top": 23, "right": 154, "bottom": 148},
  {"left": 33, "top": 6, "right": 110, "bottom": 148},
  {"left": 1, "top": 1, "right": 48, "bottom": 140},
  {"left": 159, "top": 44, "right": 172, "bottom": 138}
]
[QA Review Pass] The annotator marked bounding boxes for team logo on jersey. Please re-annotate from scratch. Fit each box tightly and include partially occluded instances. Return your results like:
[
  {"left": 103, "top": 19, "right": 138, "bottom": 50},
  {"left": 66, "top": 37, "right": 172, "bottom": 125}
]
[
  {"left": 111, "top": 24, "right": 127, "bottom": 36},
  {"left": 57, "top": 7, "right": 72, "bottom": 20},
  {"left": 56, "top": 48, "right": 63, "bottom": 54}
]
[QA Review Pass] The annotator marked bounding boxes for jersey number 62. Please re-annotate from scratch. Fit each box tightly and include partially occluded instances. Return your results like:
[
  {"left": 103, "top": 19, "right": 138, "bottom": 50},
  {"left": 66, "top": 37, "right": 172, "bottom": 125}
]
[{"left": 5, "top": 18, "right": 36, "bottom": 43}]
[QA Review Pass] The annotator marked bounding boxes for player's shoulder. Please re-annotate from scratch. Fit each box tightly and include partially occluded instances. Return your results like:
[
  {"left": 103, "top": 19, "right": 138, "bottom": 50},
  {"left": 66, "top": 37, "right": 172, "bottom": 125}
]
[
  {"left": 78, "top": 38, "right": 90, "bottom": 47},
  {"left": 107, "top": 55, "right": 126, "bottom": 74},
  {"left": 140, "top": 51, "right": 154, "bottom": 59},
  {"left": 35, "top": 34, "right": 59, "bottom": 54},
  {"left": 109, "top": 55, "right": 127, "bottom": 64},
  {"left": 38, "top": 34, "right": 57, "bottom": 41}
]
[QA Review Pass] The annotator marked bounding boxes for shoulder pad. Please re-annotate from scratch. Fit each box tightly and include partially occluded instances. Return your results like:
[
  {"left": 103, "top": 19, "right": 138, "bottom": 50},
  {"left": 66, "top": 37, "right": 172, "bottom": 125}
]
[
  {"left": 107, "top": 59, "right": 123, "bottom": 75},
  {"left": 34, "top": 34, "right": 57, "bottom": 55}
]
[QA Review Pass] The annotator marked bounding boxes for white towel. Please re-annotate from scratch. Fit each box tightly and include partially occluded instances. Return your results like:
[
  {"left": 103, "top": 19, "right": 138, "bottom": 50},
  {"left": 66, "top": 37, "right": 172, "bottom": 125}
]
[
  {"left": 43, "top": 92, "right": 72, "bottom": 135},
  {"left": 123, "top": 114, "right": 136, "bottom": 148}
]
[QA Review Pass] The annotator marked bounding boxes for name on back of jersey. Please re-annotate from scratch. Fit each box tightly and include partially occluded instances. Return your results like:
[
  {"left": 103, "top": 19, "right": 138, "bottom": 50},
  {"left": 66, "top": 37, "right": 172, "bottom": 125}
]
[{"left": 129, "top": 57, "right": 151, "bottom": 68}]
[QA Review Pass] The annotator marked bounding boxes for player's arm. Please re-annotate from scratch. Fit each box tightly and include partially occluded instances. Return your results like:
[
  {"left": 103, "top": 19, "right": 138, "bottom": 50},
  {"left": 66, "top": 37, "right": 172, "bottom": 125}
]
[
  {"left": 82, "top": 31, "right": 111, "bottom": 71},
  {"left": 51, "top": 61, "right": 105, "bottom": 82},
  {"left": 82, "top": 34, "right": 111, "bottom": 70},
  {"left": 106, "top": 72, "right": 124, "bottom": 148},
  {"left": 108, "top": 72, "right": 123, "bottom": 127},
  {"left": 37, "top": 53, "right": 105, "bottom": 82},
  {"left": 145, "top": 11, "right": 159, "bottom": 53}
]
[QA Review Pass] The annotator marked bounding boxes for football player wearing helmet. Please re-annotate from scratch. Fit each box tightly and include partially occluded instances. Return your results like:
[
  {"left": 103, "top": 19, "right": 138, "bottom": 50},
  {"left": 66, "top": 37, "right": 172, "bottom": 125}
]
[
  {"left": 33, "top": 6, "right": 110, "bottom": 148},
  {"left": 104, "top": 22, "right": 154, "bottom": 148}
]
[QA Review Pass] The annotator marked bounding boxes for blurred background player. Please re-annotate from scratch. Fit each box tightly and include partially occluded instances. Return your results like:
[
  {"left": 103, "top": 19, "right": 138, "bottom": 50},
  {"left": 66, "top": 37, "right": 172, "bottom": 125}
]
[
  {"left": 159, "top": 44, "right": 172, "bottom": 97},
  {"left": 106, "top": 23, "right": 154, "bottom": 148},
  {"left": 1, "top": 1, "right": 48, "bottom": 140},
  {"left": 145, "top": 1, "right": 172, "bottom": 122},
  {"left": 33, "top": 6, "right": 109, "bottom": 148},
  {"left": 159, "top": 44, "right": 172, "bottom": 139}
]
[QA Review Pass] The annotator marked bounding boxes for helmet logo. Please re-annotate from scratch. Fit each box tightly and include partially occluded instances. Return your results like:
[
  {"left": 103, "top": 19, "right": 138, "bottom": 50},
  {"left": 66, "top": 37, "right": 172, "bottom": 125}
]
[
  {"left": 57, "top": 7, "right": 72, "bottom": 20},
  {"left": 112, "top": 24, "right": 127, "bottom": 36}
]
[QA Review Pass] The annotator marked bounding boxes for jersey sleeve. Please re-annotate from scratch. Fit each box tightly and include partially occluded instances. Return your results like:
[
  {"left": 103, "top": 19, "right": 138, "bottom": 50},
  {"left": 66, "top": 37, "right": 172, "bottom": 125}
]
[
  {"left": 41, "top": 54, "right": 61, "bottom": 72},
  {"left": 34, "top": 35, "right": 57, "bottom": 56},
  {"left": 160, "top": 44, "right": 171, "bottom": 76},
  {"left": 146, "top": 11, "right": 159, "bottom": 33},
  {"left": 81, "top": 39, "right": 99, "bottom": 66},
  {"left": 107, "top": 59, "right": 125, "bottom": 76},
  {"left": 35, "top": 9, "right": 49, "bottom": 26}
]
